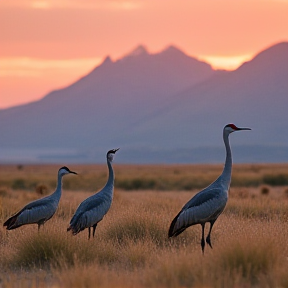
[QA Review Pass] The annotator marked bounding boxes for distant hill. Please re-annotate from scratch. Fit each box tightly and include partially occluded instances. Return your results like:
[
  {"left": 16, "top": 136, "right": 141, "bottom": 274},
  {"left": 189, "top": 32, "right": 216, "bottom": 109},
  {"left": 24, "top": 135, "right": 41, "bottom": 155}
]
[{"left": 1, "top": 42, "right": 288, "bottom": 163}]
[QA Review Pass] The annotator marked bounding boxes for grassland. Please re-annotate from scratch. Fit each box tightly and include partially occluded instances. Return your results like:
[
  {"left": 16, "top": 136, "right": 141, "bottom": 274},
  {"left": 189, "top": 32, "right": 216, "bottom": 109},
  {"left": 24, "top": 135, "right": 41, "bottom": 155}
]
[{"left": 0, "top": 163, "right": 288, "bottom": 288}]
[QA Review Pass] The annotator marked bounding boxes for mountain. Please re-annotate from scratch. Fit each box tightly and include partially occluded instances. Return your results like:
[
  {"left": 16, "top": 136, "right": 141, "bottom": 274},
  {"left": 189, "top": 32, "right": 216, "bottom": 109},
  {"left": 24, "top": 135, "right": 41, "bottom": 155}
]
[
  {"left": 0, "top": 42, "right": 288, "bottom": 163},
  {"left": 132, "top": 42, "right": 288, "bottom": 148},
  {"left": 0, "top": 45, "right": 214, "bottom": 149}
]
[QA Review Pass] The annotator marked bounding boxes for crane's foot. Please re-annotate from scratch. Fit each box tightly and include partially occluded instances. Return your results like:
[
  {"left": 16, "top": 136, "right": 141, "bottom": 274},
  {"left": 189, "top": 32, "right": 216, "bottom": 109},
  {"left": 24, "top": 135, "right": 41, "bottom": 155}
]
[
  {"left": 92, "top": 223, "right": 97, "bottom": 238},
  {"left": 201, "top": 238, "right": 205, "bottom": 254},
  {"left": 206, "top": 235, "right": 213, "bottom": 249}
]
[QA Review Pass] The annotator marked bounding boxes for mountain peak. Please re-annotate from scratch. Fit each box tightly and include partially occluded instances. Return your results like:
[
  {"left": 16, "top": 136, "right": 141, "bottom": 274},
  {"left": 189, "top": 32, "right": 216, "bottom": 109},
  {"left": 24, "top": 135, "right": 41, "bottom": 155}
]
[
  {"left": 162, "top": 45, "right": 185, "bottom": 55},
  {"left": 99, "top": 56, "right": 113, "bottom": 66},
  {"left": 122, "top": 45, "right": 149, "bottom": 60},
  {"left": 130, "top": 45, "right": 149, "bottom": 56},
  {"left": 159, "top": 45, "right": 194, "bottom": 61}
]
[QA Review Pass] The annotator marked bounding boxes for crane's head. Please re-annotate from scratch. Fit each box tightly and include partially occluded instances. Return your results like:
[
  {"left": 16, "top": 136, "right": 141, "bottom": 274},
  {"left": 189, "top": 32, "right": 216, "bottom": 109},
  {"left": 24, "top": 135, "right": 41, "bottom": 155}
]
[
  {"left": 107, "top": 148, "right": 120, "bottom": 162},
  {"left": 58, "top": 166, "right": 77, "bottom": 176},
  {"left": 224, "top": 124, "right": 251, "bottom": 135}
]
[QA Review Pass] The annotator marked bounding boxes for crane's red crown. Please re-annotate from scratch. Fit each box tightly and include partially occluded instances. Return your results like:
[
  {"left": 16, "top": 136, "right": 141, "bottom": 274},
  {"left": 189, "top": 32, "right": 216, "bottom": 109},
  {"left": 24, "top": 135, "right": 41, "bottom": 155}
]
[{"left": 225, "top": 124, "right": 239, "bottom": 130}]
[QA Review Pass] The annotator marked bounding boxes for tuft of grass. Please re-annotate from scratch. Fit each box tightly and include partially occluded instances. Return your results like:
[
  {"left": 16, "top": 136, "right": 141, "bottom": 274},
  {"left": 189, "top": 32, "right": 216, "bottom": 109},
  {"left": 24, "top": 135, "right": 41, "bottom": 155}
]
[
  {"left": 6, "top": 228, "right": 96, "bottom": 269},
  {"left": 217, "top": 238, "right": 278, "bottom": 283},
  {"left": 105, "top": 212, "right": 168, "bottom": 247}
]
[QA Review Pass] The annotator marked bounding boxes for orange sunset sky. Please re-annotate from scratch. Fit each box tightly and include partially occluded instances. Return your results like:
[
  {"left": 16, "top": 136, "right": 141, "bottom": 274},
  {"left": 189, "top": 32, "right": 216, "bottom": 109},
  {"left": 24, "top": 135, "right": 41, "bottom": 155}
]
[{"left": 1, "top": 0, "right": 288, "bottom": 109}]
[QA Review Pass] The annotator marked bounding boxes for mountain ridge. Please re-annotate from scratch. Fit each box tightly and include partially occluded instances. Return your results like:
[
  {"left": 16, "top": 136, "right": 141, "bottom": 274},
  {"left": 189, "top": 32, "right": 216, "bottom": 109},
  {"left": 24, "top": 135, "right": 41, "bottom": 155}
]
[{"left": 1, "top": 42, "right": 288, "bottom": 163}]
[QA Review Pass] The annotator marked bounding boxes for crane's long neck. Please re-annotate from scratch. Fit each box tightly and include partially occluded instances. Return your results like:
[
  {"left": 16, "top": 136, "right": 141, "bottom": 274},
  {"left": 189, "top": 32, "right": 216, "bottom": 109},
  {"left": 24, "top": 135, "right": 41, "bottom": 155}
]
[
  {"left": 221, "top": 131, "right": 232, "bottom": 188},
  {"left": 53, "top": 173, "right": 63, "bottom": 201},
  {"left": 103, "top": 159, "right": 114, "bottom": 193}
]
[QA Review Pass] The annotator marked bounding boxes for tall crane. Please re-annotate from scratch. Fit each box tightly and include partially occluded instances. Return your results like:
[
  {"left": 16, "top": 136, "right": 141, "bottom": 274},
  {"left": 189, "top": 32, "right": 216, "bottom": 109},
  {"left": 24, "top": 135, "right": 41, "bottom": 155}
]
[
  {"left": 168, "top": 124, "right": 251, "bottom": 253},
  {"left": 67, "top": 148, "right": 119, "bottom": 239},
  {"left": 4, "top": 166, "right": 77, "bottom": 231}
]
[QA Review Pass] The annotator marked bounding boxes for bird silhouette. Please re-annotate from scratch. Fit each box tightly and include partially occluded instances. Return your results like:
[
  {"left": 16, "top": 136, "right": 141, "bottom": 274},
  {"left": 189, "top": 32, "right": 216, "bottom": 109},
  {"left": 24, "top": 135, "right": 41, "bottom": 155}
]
[
  {"left": 3, "top": 166, "right": 77, "bottom": 231},
  {"left": 67, "top": 148, "right": 119, "bottom": 239},
  {"left": 168, "top": 124, "right": 251, "bottom": 253}
]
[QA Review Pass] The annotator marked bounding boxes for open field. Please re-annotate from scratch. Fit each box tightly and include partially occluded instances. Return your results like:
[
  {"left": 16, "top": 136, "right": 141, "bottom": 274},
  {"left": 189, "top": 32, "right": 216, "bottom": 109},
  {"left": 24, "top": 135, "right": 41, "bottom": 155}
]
[
  {"left": 0, "top": 164, "right": 288, "bottom": 288},
  {"left": 1, "top": 163, "right": 288, "bottom": 192}
]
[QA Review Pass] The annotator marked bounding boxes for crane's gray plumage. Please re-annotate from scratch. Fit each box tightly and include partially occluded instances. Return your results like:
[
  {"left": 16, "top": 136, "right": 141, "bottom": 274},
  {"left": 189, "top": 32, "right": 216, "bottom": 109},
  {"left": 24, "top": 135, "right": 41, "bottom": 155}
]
[
  {"left": 67, "top": 148, "right": 119, "bottom": 239},
  {"left": 3, "top": 166, "right": 77, "bottom": 231},
  {"left": 168, "top": 124, "right": 251, "bottom": 253}
]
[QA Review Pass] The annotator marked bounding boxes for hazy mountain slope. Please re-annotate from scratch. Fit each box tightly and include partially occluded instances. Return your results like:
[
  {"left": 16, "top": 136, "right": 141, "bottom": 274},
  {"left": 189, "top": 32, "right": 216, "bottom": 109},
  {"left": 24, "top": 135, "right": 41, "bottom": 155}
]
[{"left": 0, "top": 45, "right": 214, "bottom": 149}]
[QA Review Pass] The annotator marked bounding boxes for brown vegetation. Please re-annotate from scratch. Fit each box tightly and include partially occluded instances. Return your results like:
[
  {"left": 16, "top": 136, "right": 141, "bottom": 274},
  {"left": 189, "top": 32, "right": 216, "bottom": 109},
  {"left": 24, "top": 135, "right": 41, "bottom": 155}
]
[
  {"left": 0, "top": 164, "right": 288, "bottom": 287},
  {"left": 1, "top": 163, "right": 288, "bottom": 192}
]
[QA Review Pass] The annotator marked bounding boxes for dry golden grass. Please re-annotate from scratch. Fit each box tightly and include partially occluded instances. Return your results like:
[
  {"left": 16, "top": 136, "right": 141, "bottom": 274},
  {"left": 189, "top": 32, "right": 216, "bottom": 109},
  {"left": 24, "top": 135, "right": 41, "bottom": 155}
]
[
  {"left": 1, "top": 163, "right": 288, "bottom": 192},
  {"left": 0, "top": 164, "right": 288, "bottom": 287}
]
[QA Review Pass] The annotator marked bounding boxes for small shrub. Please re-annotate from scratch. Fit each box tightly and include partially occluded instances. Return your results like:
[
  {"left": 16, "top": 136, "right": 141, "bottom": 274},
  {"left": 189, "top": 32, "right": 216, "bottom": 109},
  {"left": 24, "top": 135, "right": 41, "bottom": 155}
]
[
  {"left": 35, "top": 184, "right": 49, "bottom": 195},
  {"left": 17, "top": 164, "right": 24, "bottom": 170},
  {"left": 260, "top": 185, "right": 270, "bottom": 196}
]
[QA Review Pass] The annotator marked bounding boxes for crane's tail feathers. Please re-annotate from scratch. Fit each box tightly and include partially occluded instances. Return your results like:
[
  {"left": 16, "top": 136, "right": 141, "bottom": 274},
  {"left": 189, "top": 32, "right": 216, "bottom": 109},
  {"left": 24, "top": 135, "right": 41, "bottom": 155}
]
[
  {"left": 3, "top": 212, "right": 21, "bottom": 230},
  {"left": 168, "top": 211, "right": 186, "bottom": 237},
  {"left": 67, "top": 226, "right": 78, "bottom": 234},
  {"left": 67, "top": 225, "right": 82, "bottom": 236}
]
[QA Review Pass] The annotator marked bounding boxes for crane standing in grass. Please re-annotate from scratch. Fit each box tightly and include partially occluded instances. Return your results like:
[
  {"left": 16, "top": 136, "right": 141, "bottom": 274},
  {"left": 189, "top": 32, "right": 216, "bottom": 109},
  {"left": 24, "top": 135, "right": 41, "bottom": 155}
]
[
  {"left": 168, "top": 124, "right": 251, "bottom": 253},
  {"left": 67, "top": 148, "right": 119, "bottom": 239},
  {"left": 3, "top": 166, "right": 77, "bottom": 231}
]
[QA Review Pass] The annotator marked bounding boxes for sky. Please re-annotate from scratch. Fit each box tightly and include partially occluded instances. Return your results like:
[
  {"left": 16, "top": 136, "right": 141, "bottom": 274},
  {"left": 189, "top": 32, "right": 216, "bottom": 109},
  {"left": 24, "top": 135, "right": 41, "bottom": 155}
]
[{"left": 1, "top": 0, "right": 288, "bottom": 109}]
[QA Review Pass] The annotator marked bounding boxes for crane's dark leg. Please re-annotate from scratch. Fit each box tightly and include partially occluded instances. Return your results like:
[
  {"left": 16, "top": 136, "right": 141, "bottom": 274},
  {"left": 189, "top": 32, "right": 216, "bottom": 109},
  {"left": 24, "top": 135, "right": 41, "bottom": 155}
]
[
  {"left": 206, "top": 220, "right": 215, "bottom": 249},
  {"left": 92, "top": 223, "right": 97, "bottom": 238},
  {"left": 201, "top": 223, "right": 205, "bottom": 254},
  {"left": 88, "top": 227, "right": 91, "bottom": 240},
  {"left": 38, "top": 219, "right": 46, "bottom": 232},
  {"left": 38, "top": 222, "right": 44, "bottom": 232}
]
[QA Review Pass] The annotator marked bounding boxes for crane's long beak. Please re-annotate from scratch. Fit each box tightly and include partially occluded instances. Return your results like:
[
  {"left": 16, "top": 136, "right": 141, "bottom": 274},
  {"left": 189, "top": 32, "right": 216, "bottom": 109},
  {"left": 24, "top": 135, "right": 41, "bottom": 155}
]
[
  {"left": 70, "top": 171, "right": 77, "bottom": 175},
  {"left": 112, "top": 148, "right": 120, "bottom": 154},
  {"left": 238, "top": 127, "right": 251, "bottom": 131}
]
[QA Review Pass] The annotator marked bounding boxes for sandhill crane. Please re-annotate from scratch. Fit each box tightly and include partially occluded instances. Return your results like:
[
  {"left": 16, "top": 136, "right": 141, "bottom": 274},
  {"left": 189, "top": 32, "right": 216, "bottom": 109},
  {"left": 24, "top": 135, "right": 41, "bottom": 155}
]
[
  {"left": 3, "top": 166, "right": 77, "bottom": 231},
  {"left": 67, "top": 148, "right": 119, "bottom": 239},
  {"left": 168, "top": 124, "right": 251, "bottom": 253}
]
